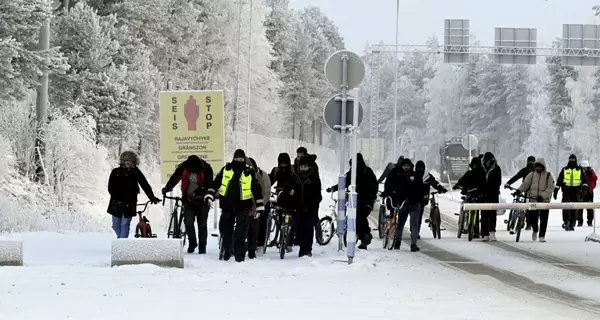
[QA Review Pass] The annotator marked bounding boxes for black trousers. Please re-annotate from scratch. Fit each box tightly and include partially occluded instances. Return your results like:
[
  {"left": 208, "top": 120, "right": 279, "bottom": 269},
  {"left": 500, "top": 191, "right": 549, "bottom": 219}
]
[
  {"left": 527, "top": 210, "right": 549, "bottom": 238},
  {"left": 357, "top": 205, "right": 372, "bottom": 243},
  {"left": 577, "top": 191, "right": 594, "bottom": 224},
  {"left": 219, "top": 210, "right": 249, "bottom": 261},
  {"left": 480, "top": 210, "right": 497, "bottom": 237},
  {"left": 183, "top": 202, "right": 209, "bottom": 249},
  {"left": 562, "top": 191, "right": 580, "bottom": 229}
]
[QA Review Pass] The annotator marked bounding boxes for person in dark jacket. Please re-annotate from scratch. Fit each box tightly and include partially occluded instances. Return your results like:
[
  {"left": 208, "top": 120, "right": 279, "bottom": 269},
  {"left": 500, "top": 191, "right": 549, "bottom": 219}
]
[
  {"left": 295, "top": 146, "right": 319, "bottom": 174},
  {"left": 504, "top": 155, "right": 536, "bottom": 230},
  {"left": 382, "top": 158, "right": 423, "bottom": 252},
  {"left": 377, "top": 156, "right": 404, "bottom": 184},
  {"left": 414, "top": 160, "right": 447, "bottom": 238},
  {"left": 453, "top": 156, "right": 484, "bottom": 238},
  {"left": 205, "top": 149, "right": 264, "bottom": 262},
  {"left": 554, "top": 154, "right": 588, "bottom": 231},
  {"left": 269, "top": 153, "right": 294, "bottom": 193},
  {"left": 107, "top": 151, "right": 160, "bottom": 238},
  {"left": 327, "top": 153, "right": 378, "bottom": 249},
  {"left": 578, "top": 160, "right": 597, "bottom": 227},
  {"left": 162, "top": 155, "right": 214, "bottom": 254},
  {"left": 473, "top": 152, "right": 502, "bottom": 241},
  {"left": 279, "top": 155, "right": 323, "bottom": 257}
]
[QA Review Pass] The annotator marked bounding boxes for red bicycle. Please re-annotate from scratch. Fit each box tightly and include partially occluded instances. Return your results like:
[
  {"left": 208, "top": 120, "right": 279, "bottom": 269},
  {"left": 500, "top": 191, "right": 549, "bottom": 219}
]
[{"left": 134, "top": 201, "right": 157, "bottom": 238}]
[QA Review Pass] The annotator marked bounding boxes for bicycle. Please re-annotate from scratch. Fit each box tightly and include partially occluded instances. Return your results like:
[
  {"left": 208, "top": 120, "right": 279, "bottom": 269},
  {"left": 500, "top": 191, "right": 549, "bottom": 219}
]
[
  {"left": 262, "top": 192, "right": 282, "bottom": 254},
  {"left": 505, "top": 187, "right": 531, "bottom": 242},
  {"left": 134, "top": 201, "right": 157, "bottom": 238},
  {"left": 162, "top": 195, "right": 187, "bottom": 246},
  {"left": 377, "top": 191, "right": 386, "bottom": 239},
  {"left": 424, "top": 191, "right": 442, "bottom": 239},
  {"left": 278, "top": 208, "right": 296, "bottom": 259},
  {"left": 382, "top": 198, "right": 405, "bottom": 250},
  {"left": 316, "top": 192, "right": 348, "bottom": 246},
  {"left": 504, "top": 186, "right": 527, "bottom": 234},
  {"left": 455, "top": 188, "right": 481, "bottom": 242}
]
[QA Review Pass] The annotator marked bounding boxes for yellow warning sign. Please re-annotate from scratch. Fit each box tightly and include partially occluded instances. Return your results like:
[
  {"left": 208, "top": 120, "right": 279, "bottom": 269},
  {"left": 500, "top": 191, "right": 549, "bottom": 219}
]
[{"left": 159, "top": 90, "right": 225, "bottom": 184}]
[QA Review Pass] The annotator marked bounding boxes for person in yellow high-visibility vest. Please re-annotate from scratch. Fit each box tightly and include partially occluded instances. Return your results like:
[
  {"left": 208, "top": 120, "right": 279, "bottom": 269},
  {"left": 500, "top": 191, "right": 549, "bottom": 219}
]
[
  {"left": 554, "top": 154, "right": 588, "bottom": 231},
  {"left": 205, "top": 149, "right": 263, "bottom": 262}
]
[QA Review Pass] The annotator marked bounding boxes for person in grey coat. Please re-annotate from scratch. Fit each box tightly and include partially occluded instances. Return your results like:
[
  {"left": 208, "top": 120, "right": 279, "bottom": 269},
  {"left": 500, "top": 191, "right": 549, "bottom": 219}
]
[{"left": 247, "top": 157, "right": 272, "bottom": 259}]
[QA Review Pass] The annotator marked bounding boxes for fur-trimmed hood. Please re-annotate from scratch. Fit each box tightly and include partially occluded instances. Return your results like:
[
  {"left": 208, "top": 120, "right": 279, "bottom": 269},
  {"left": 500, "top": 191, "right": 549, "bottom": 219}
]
[{"left": 119, "top": 151, "right": 139, "bottom": 166}]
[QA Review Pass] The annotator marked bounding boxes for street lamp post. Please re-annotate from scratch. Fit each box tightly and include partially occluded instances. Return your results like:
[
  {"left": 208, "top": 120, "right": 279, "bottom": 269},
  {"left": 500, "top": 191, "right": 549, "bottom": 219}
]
[{"left": 392, "top": 0, "right": 400, "bottom": 160}]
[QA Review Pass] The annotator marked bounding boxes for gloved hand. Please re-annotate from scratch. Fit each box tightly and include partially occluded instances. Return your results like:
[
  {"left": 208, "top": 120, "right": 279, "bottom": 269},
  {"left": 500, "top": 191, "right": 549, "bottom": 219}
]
[
  {"left": 511, "top": 190, "right": 521, "bottom": 197},
  {"left": 440, "top": 188, "right": 448, "bottom": 194},
  {"left": 204, "top": 193, "right": 214, "bottom": 206},
  {"left": 161, "top": 187, "right": 170, "bottom": 195},
  {"left": 150, "top": 196, "right": 161, "bottom": 204},
  {"left": 553, "top": 188, "right": 558, "bottom": 200},
  {"left": 256, "top": 205, "right": 265, "bottom": 219},
  {"left": 536, "top": 195, "right": 543, "bottom": 202},
  {"left": 452, "top": 184, "right": 460, "bottom": 190},
  {"left": 326, "top": 187, "right": 332, "bottom": 193},
  {"left": 504, "top": 183, "right": 510, "bottom": 189}
]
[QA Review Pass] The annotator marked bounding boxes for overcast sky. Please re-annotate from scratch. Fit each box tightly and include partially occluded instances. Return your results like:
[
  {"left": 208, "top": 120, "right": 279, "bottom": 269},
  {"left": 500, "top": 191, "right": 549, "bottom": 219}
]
[{"left": 289, "top": 0, "right": 599, "bottom": 52}]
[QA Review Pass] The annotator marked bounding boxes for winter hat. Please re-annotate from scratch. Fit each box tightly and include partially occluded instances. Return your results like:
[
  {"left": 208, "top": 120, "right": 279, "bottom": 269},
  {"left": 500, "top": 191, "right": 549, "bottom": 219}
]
[
  {"left": 396, "top": 155, "right": 405, "bottom": 164},
  {"left": 581, "top": 160, "right": 590, "bottom": 168},
  {"left": 277, "top": 153, "right": 291, "bottom": 166},
  {"left": 415, "top": 160, "right": 425, "bottom": 170},
  {"left": 233, "top": 149, "right": 246, "bottom": 159},
  {"left": 569, "top": 154, "right": 577, "bottom": 161},
  {"left": 249, "top": 157, "right": 258, "bottom": 170},
  {"left": 527, "top": 156, "right": 535, "bottom": 163},
  {"left": 119, "top": 151, "right": 139, "bottom": 166},
  {"left": 483, "top": 152, "right": 495, "bottom": 162}
]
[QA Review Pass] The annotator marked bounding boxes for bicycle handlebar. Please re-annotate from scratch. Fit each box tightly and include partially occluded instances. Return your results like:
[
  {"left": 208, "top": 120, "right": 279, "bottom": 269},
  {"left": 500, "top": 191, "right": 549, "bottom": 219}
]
[
  {"left": 136, "top": 201, "right": 152, "bottom": 214},
  {"left": 162, "top": 194, "right": 182, "bottom": 206}
]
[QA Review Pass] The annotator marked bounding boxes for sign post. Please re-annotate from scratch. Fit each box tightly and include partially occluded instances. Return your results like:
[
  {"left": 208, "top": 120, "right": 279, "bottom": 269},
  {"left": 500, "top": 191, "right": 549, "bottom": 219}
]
[
  {"left": 159, "top": 90, "right": 225, "bottom": 235},
  {"left": 462, "top": 134, "right": 478, "bottom": 160},
  {"left": 324, "top": 50, "right": 365, "bottom": 264}
]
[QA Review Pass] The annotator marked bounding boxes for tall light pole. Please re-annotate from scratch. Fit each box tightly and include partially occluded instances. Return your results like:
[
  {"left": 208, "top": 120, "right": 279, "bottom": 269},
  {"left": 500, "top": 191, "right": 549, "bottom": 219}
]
[
  {"left": 232, "top": 0, "right": 244, "bottom": 147},
  {"left": 245, "top": 0, "right": 254, "bottom": 151},
  {"left": 392, "top": 0, "right": 400, "bottom": 160}
]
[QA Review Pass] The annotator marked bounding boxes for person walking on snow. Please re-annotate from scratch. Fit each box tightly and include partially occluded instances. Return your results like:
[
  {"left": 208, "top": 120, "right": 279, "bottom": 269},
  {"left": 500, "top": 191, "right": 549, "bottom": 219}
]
[
  {"left": 107, "top": 151, "right": 160, "bottom": 238},
  {"left": 247, "top": 157, "right": 272, "bottom": 259},
  {"left": 205, "top": 149, "right": 264, "bottom": 262},
  {"left": 554, "top": 154, "right": 588, "bottom": 231},
  {"left": 577, "top": 160, "right": 597, "bottom": 227},
  {"left": 278, "top": 155, "right": 323, "bottom": 257},
  {"left": 516, "top": 158, "right": 555, "bottom": 242},
  {"left": 414, "top": 160, "right": 447, "bottom": 239},
  {"left": 382, "top": 158, "right": 423, "bottom": 252},
  {"left": 505, "top": 155, "right": 536, "bottom": 230},
  {"left": 161, "top": 155, "right": 214, "bottom": 254},
  {"left": 326, "top": 153, "right": 378, "bottom": 249},
  {"left": 474, "top": 152, "right": 501, "bottom": 242}
]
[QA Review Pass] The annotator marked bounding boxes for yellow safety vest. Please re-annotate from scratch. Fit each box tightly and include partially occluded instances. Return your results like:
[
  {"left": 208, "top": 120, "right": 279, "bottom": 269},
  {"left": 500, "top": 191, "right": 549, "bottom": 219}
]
[
  {"left": 563, "top": 168, "right": 582, "bottom": 187},
  {"left": 219, "top": 166, "right": 254, "bottom": 200}
]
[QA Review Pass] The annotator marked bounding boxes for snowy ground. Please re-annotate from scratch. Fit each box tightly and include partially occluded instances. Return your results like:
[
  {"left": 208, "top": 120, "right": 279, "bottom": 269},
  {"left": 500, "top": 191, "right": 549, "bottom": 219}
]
[
  {"left": 0, "top": 232, "right": 594, "bottom": 320},
  {"left": 2, "top": 175, "right": 600, "bottom": 319}
]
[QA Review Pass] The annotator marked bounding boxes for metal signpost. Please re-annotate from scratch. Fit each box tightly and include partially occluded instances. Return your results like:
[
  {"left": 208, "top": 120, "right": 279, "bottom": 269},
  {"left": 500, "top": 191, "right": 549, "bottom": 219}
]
[
  {"left": 323, "top": 49, "right": 365, "bottom": 264},
  {"left": 462, "top": 134, "right": 478, "bottom": 160}
]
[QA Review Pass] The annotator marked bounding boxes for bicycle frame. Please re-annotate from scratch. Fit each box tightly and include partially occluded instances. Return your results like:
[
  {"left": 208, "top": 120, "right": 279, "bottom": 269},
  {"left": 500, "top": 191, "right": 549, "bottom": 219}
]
[
  {"left": 162, "top": 195, "right": 185, "bottom": 240},
  {"left": 456, "top": 192, "right": 480, "bottom": 241}
]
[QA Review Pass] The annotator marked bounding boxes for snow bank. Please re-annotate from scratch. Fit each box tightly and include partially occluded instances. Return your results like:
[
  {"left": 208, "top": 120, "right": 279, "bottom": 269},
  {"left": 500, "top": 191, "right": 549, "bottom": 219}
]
[
  {"left": 0, "top": 240, "right": 23, "bottom": 266},
  {"left": 110, "top": 238, "right": 184, "bottom": 268}
]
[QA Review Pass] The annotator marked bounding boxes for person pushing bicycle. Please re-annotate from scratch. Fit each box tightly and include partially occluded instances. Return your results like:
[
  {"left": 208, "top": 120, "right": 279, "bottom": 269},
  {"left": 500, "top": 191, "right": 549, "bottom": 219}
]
[{"left": 162, "top": 155, "right": 214, "bottom": 254}]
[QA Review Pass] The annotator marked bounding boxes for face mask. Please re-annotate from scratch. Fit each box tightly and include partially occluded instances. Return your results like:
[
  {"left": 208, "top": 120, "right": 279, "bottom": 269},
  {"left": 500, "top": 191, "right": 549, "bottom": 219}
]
[
  {"left": 535, "top": 167, "right": 543, "bottom": 173},
  {"left": 527, "top": 162, "right": 534, "bottom": 169}
]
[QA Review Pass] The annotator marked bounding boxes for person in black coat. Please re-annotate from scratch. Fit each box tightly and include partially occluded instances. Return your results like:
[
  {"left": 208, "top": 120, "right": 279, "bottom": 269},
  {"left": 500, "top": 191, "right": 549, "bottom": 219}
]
[
  {"left": 162, "top": 155, "right": 214, "bottom": 254},
  {"left": 278, "top": 155, "right": 323, "bottom": 257},
  {"left": 107, "top": 151, "right": 160, "bottom": 238},
  {"left": 327, "top": 153, "right": 378, "bottom": 249},
  {"left": 205, "top": 149, "right": 263, "bottom": 262},
  {"left": 295, "top": 146, "right": 319, "bottom": 175},
  {"left": 452, "top": 156, "right": 485, "bottom": 238},
  {"left": 269, "top": 153, "right": 294, "bottom": 193},
  {"left": 414, "top": 160, "right": 447, "bottom": 237},
  {"left": 382, "top": 158, "right": 423, "bottom": 252},
  {"left": 472, "top": 152, "right": 502, "bottom": 241},
  {"left": 377, "top": 155, "right": 404, "bottom": 184}
]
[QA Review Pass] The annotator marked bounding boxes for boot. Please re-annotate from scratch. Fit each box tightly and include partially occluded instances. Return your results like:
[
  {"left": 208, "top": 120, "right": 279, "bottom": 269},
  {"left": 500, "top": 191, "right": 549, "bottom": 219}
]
[
  {"left": 393, "top": 240, "right": 400, "bottom": 250},
  {"left": 532, "top": 232, "right": 538, "bottom": 241},
  {"left": 248, "top": 250, "right": 256, "bottom": 259},
  {"left": 588, "top": 221, "right": 593, "bottom": 227},
  {"left": 223, "top": 252, "right": 231, "bottom": 261},
  {"left": 198, "top": 246, "right": 206, "bottom": 254},
  {"left": 358, "top": 242, "right": 368, "bottom": 250},
  {"left": 410, "top": 244, "right": 420, "bottom": 252},
  {"left": 187, "top": 244, "right": 197, "bottom": 254}
]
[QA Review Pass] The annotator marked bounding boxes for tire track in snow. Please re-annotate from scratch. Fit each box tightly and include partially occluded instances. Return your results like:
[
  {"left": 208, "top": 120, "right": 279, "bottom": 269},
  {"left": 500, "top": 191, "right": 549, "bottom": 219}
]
[
  {"left": 436, "top": 209, "right": 600, "bottom": 277},
  {"left": 367, "top": 212, "right": 600, "bottom": 317}
]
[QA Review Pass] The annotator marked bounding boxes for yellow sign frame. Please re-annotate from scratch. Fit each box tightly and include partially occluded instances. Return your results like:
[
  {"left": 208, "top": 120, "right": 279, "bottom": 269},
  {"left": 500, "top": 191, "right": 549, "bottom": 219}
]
[{"left": 159, "top": 90, "right": 225, "bottom": 184}]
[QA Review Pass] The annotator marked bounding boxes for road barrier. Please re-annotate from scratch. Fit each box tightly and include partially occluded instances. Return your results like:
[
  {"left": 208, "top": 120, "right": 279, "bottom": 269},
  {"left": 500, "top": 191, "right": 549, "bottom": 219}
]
[
  {"left": 461, "top": 202, "right": 599, "bottom": 243},
  {"left": 110, "top": 238, "right": 184, "bottom": 268},
  {"left": 0, "top": 240, "right": 24, "bottom": 266}
]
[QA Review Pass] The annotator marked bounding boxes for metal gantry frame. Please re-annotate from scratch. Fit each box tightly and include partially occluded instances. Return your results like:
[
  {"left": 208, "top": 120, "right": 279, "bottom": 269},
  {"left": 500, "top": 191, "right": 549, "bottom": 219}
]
[{"left": 365, "top": 43, "right": 600, "bottom": 167}]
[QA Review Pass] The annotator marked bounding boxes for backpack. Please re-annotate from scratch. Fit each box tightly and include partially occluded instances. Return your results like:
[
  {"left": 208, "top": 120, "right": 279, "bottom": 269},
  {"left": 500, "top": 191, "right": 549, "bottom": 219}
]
[{"left": 184, "top": 169, "right": 205, "bottom": 204}]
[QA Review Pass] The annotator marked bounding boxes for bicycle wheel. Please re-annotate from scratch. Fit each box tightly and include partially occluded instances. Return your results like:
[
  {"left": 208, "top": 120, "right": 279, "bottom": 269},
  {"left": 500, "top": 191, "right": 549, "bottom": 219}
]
[
  {"left": 432, "top": 207, "right": 442, "bottom": 239},
  {"left": 135, "top": 224, "right": 142, "bottom": 238},
  {"left": 279, "top": 227, "right": 287, "bottom": 259},
  {"left": 262, "top": 215, "right": 272, "bottom": 254},
  {"left": 167, "top": 213, "right": 176, "bottom": 238},
  {"left": 378, "top": 204, "right": 386, "bottom": 239},
  {"left": 387, "top": 224, "right": 397, "bottom": 250},
  {"left": 506, "top": 210, "right": 514, "bottom": 231},
  {"left": 467, "top": 213, "right": 474, "bottom": 242},
  {"left": 178, "top": 212, "right": 187, "bottom": 246},
  {"left": 457, "top": 211, "right": 465, "bottom": 239},
  {"left": 316, "top": 216, "right": 334, "bottom": 246},
  {"left": 515, "top": 215, "right": 524, "bottom": 242}
]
